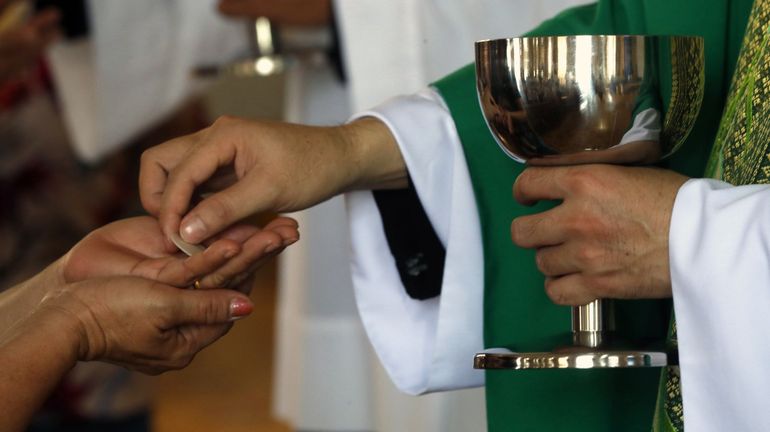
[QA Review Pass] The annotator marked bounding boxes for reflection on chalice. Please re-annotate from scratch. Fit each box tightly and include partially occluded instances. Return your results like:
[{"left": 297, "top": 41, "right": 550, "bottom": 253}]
[{"left": 474, "top": 35, "right": 704, "bottom": 369}]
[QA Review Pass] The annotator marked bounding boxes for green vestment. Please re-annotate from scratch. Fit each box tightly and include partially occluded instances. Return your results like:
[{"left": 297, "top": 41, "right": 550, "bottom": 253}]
[{"left": 432, "top": 0, "right": 754, "bottom": 430}]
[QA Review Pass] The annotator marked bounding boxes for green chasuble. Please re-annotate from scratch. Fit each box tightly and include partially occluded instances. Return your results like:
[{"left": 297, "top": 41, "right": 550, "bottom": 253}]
[{"left": 431, "top": 0, "right": 753, "bottom": 430}]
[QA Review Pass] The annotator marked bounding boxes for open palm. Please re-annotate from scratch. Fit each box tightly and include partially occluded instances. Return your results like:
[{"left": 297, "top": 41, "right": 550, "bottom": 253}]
[{"left": 61, "top": 216, "right": 298, "bottom": 291}]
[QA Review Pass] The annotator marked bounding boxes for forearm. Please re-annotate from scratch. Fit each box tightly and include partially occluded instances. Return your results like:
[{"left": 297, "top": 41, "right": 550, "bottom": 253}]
[
  {"left": 0, "top": 306, "right": 80, "bottom": 432},
  {"left": 0, "top": 260, "right": 63, "bottom": 335},
  {"left": 340, "top": 117, "right": 409, "bottom": 191}
]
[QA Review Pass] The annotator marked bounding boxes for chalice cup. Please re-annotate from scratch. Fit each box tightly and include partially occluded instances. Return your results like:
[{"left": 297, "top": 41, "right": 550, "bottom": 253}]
[{"left": 473, "top": 35, "right": 704, "bottom": 370}]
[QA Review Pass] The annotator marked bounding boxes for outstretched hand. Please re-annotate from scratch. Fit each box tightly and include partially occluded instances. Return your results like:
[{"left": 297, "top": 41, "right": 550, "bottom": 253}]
[
  {"left": 511, "top": 164, "right": 688, "bottom": 306},
  {"left": 140, "top": 116, "right": 404, "bottom": 245},
  {"left": 62, "top": 215, "right": 298, "bottom": 292}
]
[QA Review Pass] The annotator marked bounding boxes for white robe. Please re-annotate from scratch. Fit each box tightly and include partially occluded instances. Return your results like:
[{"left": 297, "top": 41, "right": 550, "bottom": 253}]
[
  {"left": 47, "top": 0, "right": 246, "bottom": 164},
  {"left": 348, "top": 89, "right": 770, "bottom": 431}
]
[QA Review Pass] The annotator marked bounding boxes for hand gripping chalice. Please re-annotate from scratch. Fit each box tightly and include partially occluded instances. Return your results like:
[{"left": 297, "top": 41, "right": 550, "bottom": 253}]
[{"left": 473, "top": 35, "right": 704, "bottom": 369}]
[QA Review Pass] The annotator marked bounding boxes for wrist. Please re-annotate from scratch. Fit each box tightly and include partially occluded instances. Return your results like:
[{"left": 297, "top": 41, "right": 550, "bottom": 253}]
[
  {"left": 37, "top": 283, "right": 100, "bottom": 362},
  {"left": 21, "top": 301, "right": 82, "bottom": 367},
  {"left": 0, "top": 259, "right": 68, "bottom": 333},
  {"left": 339, "top": 117, "right": 408, "bottom": 191}
]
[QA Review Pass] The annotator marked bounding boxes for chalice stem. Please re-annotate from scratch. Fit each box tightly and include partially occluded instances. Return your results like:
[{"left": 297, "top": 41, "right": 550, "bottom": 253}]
[{"left": 572, "top": 299, "right": 613, "bottom": 348}]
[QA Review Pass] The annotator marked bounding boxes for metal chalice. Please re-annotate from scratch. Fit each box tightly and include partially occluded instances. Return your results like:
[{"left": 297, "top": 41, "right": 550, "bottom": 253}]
[{"left": 473, "top": 35, "right": 704, "bottom": 370}]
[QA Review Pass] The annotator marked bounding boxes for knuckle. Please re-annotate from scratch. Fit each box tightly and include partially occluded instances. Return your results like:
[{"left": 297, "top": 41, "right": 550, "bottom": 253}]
[
  {"left": 207, "top": 272, "right": 230, "bottom": 288},
  {"left": 535, "top": 250, "right": 554, "bottom": 275},
  {"left": 544, "top": 279, "right": 570, "bottom": 306},
  {"left": 563, "top": 215, "right": 594, "bottom": 237},
  {"left": 198, "top": 299, "right": 224, "bottom": 324},
  {"left": 510, "top": 217, "right": 532, "bottom": 247},
  {"left": 140, "top": 147, "right": 156, "bottom": 164},
  {"left": 587, "top": 275, "right": 613, "bottom": 298},
  {"left": 567, "top": 169, "right": 600, "bottom": 195},
  {"left": 212, "top": 115, "right": 237, "bottom": 128},
  {"left": 514, "top": 169, "right": 533, "bottom": 198},
  {"left": 206, "top": 194, "right": 236, "bottom": 224},
  {"left": 575, "top": 246, "right": 603, "bottom": 270},
  {"left": 172, "top": 355, "right": 193, "bottom": 371}
]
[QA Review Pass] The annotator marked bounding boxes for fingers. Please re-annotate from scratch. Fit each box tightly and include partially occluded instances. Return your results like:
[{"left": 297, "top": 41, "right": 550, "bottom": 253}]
[
  {"left": 534, "top": 242, "right": 610, "bottom": 278},
  {"left": 543, "top": 275, "right": 598, "bottom": 306},
  {"left": 513, "top": 167, "right": 569, "bottom": 205},
  {"left": 510, "top": 209, "right": 567, "bottom": 249},
  {"left": 178, "top": 180, "right": 266, "bottom": 244},
  {"left": 139, "top": 132, "right": 203, "bottom": 216},
  {"left": 167, "top": 289, "right": 253, "bottom": 326},
  {"left": 152, "top": 239, "right": 241, "bottom": 287},
  {"left": 264, "top": 216, "right": 299, "bottom": 233},
  {"left": 197, "top": 229, "right": 288, "bottom": 289},
  {"left": 159, "top": 132, "right": 252, "bottom": 241},
  {"left": 177, "top": 323, "right": 233, "bottom": 355}
]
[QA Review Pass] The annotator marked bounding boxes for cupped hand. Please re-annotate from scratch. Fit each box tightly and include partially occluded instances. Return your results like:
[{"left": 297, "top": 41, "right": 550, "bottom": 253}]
[
  {"left": 140, "top": 116, "right": 402, "bottom": 244},
  {"left": 62, "top": 215, "right": 299, "bottom": 291},
  {"left": 39, "top": 275, "right": 254, "bottom": 374},
  {"left": 511, "top": 164, "right": 688, "bottom": 306}
]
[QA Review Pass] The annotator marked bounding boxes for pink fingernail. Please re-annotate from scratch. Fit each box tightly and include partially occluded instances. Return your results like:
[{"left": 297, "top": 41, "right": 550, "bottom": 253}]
[
  {"left": 181, "top": 217, "right": 206, "bottom": 243},
  {"left": 224, "top": 249, "right": 237, "bottom": 259},
  {"left": 283, "top": 237, "right": 299, "bottom": 247},
  {"left": 229, "top": 298, "right": 253, "bottom": 321}
]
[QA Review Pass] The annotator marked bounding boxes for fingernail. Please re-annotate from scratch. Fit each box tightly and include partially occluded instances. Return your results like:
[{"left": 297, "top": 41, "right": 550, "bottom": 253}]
[
  {"left": 181, "top": 217, "right": 206, "bottom": 243},
  {"left": 264, "top": 242, "right": 280, "bottom": 254},
  {"left": 223, "top": 248, "right": 237, "bottom": 259},
  {"left": 283, "top": 237, "right": 299, "bottom": 247},
  {"left": 229, "top": 298, "right": 253, "bottom": 321}
]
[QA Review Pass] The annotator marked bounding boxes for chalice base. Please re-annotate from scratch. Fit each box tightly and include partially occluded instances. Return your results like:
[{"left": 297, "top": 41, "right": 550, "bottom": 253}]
[{"left": 474, "top": 346, "right": 668, "bottom": 370}]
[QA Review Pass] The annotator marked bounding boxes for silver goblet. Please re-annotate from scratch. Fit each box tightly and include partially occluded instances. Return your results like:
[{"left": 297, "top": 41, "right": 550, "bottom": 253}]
[{"left": 473, "top": 35, "right": 704, "bottom": 369}]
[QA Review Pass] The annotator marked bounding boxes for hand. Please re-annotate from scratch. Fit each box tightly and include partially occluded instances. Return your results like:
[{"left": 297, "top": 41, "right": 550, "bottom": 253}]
[
  {"left": 37, "top": 275, "right": 254, "bottom": 375},
  {"left": 511, "top": 164, "right": 688, "bottom": 306},
  {"left": 217, "top": 0, "right": 332, "bottom": 26},
  {"left": 0, "top": 8, "right": 60, "bottom": 84},
  {"left": 140, "top": 116, "right": 405, "bottom": 244},
  {"left": 62, "top": 216, "right": 298, "bottom": 292}
]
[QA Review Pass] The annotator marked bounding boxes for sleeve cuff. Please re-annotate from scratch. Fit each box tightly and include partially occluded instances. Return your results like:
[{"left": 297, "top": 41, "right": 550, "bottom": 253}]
[
  {"left": 345, "top": 88, "right": 485, "bottom": 394},
  {"left": 670, "top": 178, "right": 770, "bottom": 431}
]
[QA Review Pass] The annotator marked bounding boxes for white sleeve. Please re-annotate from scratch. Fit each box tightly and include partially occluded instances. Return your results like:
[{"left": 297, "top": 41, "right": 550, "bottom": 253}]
[
  {"left": 345, "top": 88, "right": 485, "bottom": 395},
  {"left": 670, "top": 178, "right": 770, "bottom": 431}
]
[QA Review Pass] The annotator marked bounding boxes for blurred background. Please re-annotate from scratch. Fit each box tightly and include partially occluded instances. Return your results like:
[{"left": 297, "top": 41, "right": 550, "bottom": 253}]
[{"left": 0, "top": 1, "right": 580, "bottom": 431}]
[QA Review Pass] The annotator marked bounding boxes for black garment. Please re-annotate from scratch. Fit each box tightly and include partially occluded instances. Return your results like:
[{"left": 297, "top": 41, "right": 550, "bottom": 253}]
[{"left": 373, "top": 181, "right": 445, "bottom": 300}]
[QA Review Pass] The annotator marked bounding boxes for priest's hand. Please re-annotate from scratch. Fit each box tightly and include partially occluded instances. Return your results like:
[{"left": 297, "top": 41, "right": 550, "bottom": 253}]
[
  {"left": 217, "top": 0, "right": 332, "bottom": 26},
  {"left": 62, "top": 215, "right": 298, "bottom": 292},
  {"left": 511, "top": 164, "right": 688, "bottom": 306},
  {"left": 139, "top": 116, "right": 406, "bottom": 245}
]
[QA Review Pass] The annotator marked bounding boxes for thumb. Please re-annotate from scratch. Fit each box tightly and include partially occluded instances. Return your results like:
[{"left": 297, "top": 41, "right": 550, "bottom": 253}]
[
  {"left": 179, "top": 181, "right": 268, "bottom": 244},
  {"left": 171, "top": 289, "right": 254, "bottom": 325}
]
